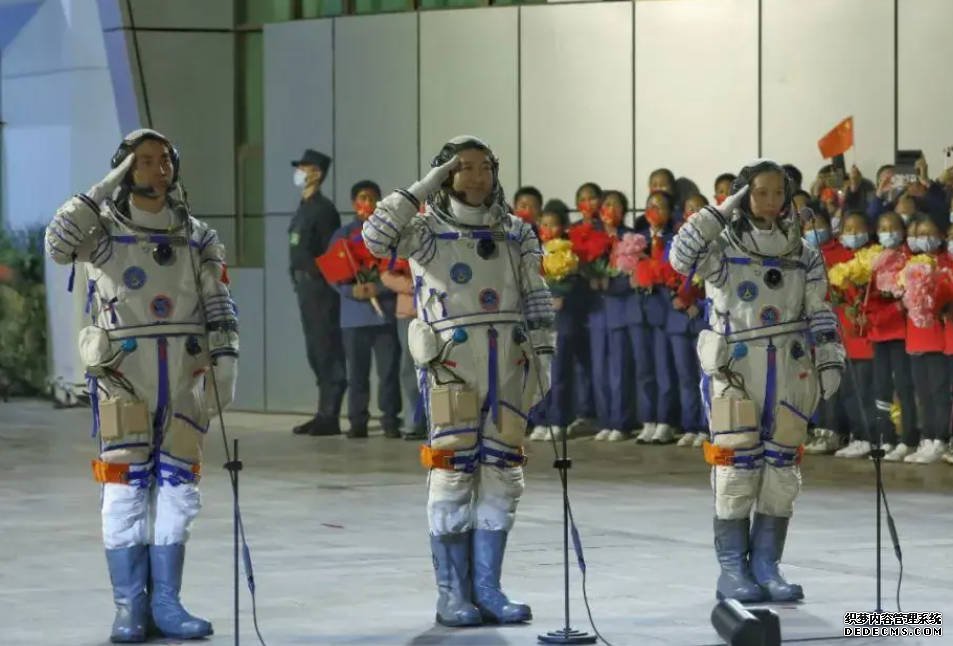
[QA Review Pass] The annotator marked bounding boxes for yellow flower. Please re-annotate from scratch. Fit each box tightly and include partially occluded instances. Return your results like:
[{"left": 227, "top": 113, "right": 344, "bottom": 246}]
[
  {"left": 828, "top": 262, "right": 852, "bottom": 290},
  {"left": 848, "top": 244, "right": 882, "bottom": 285},
  {"left": 907, "top": 253, "right": 937, "bottom": 267},
  {"left": 542, "top": 239, "right": 579, "bottom": 282},
  {"left": 890, "top": 401, "right": 902, "bottom": 428}
]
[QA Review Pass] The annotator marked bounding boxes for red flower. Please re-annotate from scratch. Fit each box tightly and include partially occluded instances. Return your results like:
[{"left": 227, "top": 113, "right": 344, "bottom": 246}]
[
  {"left": 568, "top": 223, "right": 612, "bottom": 264},
  {"left": 634, "top": 259, "right": 657, "bottom": 288}
]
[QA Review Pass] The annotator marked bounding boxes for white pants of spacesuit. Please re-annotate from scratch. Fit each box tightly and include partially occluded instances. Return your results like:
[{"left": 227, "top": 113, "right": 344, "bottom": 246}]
[{"left": 706, "top": 332, "right": 820, "bottom": 520}]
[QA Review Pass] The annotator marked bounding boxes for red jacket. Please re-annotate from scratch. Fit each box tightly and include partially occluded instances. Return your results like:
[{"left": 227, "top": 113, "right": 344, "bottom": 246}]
[
  {"left": 825, "top": 241, "right": 873, "bottom": 360},
  {"left": 865, "top": 245, "right": 911, "bottom": 343},
  {"left": 935, "top": 254, "right": 953, "bottom": 355}
]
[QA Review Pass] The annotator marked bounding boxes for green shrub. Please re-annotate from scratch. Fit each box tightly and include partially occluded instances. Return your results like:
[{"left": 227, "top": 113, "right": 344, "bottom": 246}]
[{"left": 0, "top": 227, "right": 48, "bottom": 396}]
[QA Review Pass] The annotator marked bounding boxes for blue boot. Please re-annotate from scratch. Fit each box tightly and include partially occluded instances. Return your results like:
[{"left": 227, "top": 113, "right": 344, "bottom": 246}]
[
  {"left": 750, "top": 513, "right": 804, "bottom": 602},
  {"left": 149, "top": 544, "right": 214, "bottom": 639},
  {"left": 430, "top": 533, "right": 483, "bottom": 627},
  {"left": 105, "top": 546, "right": 150, "bottom": 643},
  {"left": 713, "top": 518, "right": 766, "bottom": 603},
  {"left": 471, "top": 529, "right": 532, "bottom": 624}
]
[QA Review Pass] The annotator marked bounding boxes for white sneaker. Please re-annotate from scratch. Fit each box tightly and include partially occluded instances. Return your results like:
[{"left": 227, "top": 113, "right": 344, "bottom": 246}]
[
  {"left": 943, "top": 444, "right": 953, "bottom": 465},
  {"left": 905, "top": 439, "right": 946, "bottom": 464},
  {"left": 651, "top": 423, "right": 676, "bottom": 444},
  {"left": 594, "top": 429, "right": 612, "bottom": 441},
  {"left": 835, "top": 440, "right": 871, "bottom": 459},
  {"left": 529, "top": 426, "right": 549, "bottom": 441},
  {"left": 635, "top": 423, "right": 656, "bottom": 443},
  {"left": 676, "top": 432, "right": 697, "bottom": 447},
  {"left": 607, "top": 429, "right": 630, "bottom": 442},
  {"left": 803, "top": 429, "right": 840, "bottom": 455},
  {"left": 693, "top": 433, "right": 707, "bottom": 447},
  {"left": 902, "top": 440, "right": 928, "bottom": 463},
  {"left": 884, "top": 443, "right": 912, "bottom": 462}
]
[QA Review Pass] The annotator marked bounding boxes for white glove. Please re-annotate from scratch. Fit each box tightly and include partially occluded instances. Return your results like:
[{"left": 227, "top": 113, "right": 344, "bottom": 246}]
[
  {"left": 693, "top": 184, "right": 749, "bottom": 243},
  {"left": 87, "top": 153, "right": 136, "bottom": 204},
  {"left": 205, "top": 355, "right": 238, "bottom": 413},
  {"left": 819, "top": 367, "right": 842, "bottom": 401},
  {"left": 407, "top": 155, "right": 459, "bottom": 203}
]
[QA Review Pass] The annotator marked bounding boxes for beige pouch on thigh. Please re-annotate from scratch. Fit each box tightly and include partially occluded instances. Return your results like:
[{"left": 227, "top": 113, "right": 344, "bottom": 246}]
[
  {"left": 773, "top": 402, "right": 809, "bottom": 447},
  {"left": 161, "top": 413, "right": 207, "bottom": 464},
  {"left": 99, "top": 397, "right": 152, "bottom": 464},
  {"left": 429, "top": 384, "right": 480, "bottom": 451}
]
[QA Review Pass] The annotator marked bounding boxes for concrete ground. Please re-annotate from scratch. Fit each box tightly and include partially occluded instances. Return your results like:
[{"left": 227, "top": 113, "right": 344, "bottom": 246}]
[{"left": 1, "top": 398, "right": 951, "bottom": 646}]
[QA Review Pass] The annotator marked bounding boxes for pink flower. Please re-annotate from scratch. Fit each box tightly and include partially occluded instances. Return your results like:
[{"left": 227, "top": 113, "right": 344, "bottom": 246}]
[
  {"left": 611, "top": 232, "right": 647, "bottom": 274},
  {"left": 902, "top": 263, "right": 937, "bottom": 328},
  {"left": 874, "top": 249, "right": 906, "bottom": 297}
]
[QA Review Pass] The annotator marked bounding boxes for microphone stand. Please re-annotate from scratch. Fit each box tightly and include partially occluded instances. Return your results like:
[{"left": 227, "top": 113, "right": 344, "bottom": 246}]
[{"left": 538, "top": 421, "right": 596, "bottom": 645}]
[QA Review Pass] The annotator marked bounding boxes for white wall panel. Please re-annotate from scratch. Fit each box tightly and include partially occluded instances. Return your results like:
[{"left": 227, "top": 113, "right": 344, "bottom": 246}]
[
  {"left": 263, "top": 20, "right": 334, "bottom": 214},
  {"left": 263, "top": 215, "right": 314, "bottom": 413},
  {"left": 137, "top": 32, "right": 236, "bottom": 216},
  {"left": 762, "top": 0, "right": 894, "bottom": 185},
  {"left": 898, "top": 0, "right": 953, "bottom": 174},
  {"left": 419, "top": 8, "right": 519, "bottom": 198},
  {"left": 229, "top": 268, "right": 265, "bottom": 411},
  {"left": 520, "top": 2, "right": 633, "bottom": 207},
  {"left": 333, "top": 14, "right": 418, "bottom": 212},
  {"left": 634, "top": 0, "right": 758, "bottom": 207}
]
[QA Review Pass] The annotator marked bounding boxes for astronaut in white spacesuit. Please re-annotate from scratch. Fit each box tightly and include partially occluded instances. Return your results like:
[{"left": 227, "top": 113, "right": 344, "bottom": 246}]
[
  {"left": 46, "top": 129, "right": 238, "bottom": 642},
  {"left": 363, "top": 136, "right": 553, "bottom": 627},
  {"left": 670, "top": 159, "right": 844, "bottom": 603}
]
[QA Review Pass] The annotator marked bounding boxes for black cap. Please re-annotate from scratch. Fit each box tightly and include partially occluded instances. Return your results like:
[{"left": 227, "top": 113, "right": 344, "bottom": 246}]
[{"left": 292, "top": 149, "right": 331, "bottom": 174}]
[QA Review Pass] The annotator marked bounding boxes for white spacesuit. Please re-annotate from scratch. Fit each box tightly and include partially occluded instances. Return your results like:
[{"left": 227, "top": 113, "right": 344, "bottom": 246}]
[
  {"left": 45, "top": 129, "right": 237, "bottom": 642},
  {"left": 363, "top": 136, "right": 553, "bottom": 627},
  {"left": 670, "top": 160, "right": 844, "bottom": 603}
]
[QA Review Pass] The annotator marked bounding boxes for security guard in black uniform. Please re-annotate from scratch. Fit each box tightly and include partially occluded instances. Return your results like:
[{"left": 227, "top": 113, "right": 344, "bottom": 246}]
[{"left": 289, "top": 149, "right": 347, "bottom": 435}]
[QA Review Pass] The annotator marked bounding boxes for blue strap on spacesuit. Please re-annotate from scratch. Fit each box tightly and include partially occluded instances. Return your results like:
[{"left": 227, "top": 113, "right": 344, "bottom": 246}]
[
  {"left": 87, "top": 373, "right": 100, "bottom": 438},
  {"left": 415, "top": 367, "right": 428, "bottom": 428},
  {"left": 485, "top": 328, "right": 500, "bottom": 426},
  {"left": 761, "top": 341, "right": 777, "bottom": 438},
  {"left": 152, "top": 338, "right": 170, "bottom": 480},
  {"left": 157, "top": 453, "right": 201, "bottom": 486},
  {"left": 763, "top": 440, "right": 801, "bottom": 467},
  {"left": 84, "top": 280, "right": 96, "bottom": 316}
]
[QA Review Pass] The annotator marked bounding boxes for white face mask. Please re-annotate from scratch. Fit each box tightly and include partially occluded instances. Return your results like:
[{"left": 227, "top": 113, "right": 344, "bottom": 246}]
[
  {"left": 293, "top": 168, "right": 308, "bottom": 188},
  {"left": 878, "top": 231, "right": 903, "bottom": 249}
]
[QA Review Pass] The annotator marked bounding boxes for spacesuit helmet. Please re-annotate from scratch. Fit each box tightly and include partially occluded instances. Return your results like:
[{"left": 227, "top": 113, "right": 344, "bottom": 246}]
[
  {"left": 731, "top": 159, "right": 794, "bottom": 220},
  {"left": 430, "top": 135, "right": 504, "bottom": 210},
  {"left": 111, "top": 128, "right": 180, "bottom": 200}
]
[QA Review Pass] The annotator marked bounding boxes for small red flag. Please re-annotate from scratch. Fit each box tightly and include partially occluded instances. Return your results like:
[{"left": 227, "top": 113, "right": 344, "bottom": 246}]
[
  {"left": 315, "top": 238, "right": 358, "bottom": 284},
  {"left": 818, "top": 116, "right": 854, "bottom": 159}
]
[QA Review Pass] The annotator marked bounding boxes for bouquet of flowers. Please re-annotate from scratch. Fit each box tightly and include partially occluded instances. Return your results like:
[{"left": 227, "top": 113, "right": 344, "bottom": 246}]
[
  {"left": 633, "top": 235, "right": 680, "bottom": 291},
  {"left": 897, "top": 254, "right": 953, "bottom": 328},
  {"left": 827, "top": 245, "right": 883, "bottom": 325},
  {"left": 610, "top": 232, "right": 647, "bottom": 275},
  {"left": 568, "top": 222, "right": 616, "bottom": 288},
  {"left": 828, "top": 244, "right": 883, "bottom": 292},
  {"left": 872, "top": 248, "right": 907, "bottom": 298},
  {"left": 542, "top": 239, "right": 579, "bottom": 296}
]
